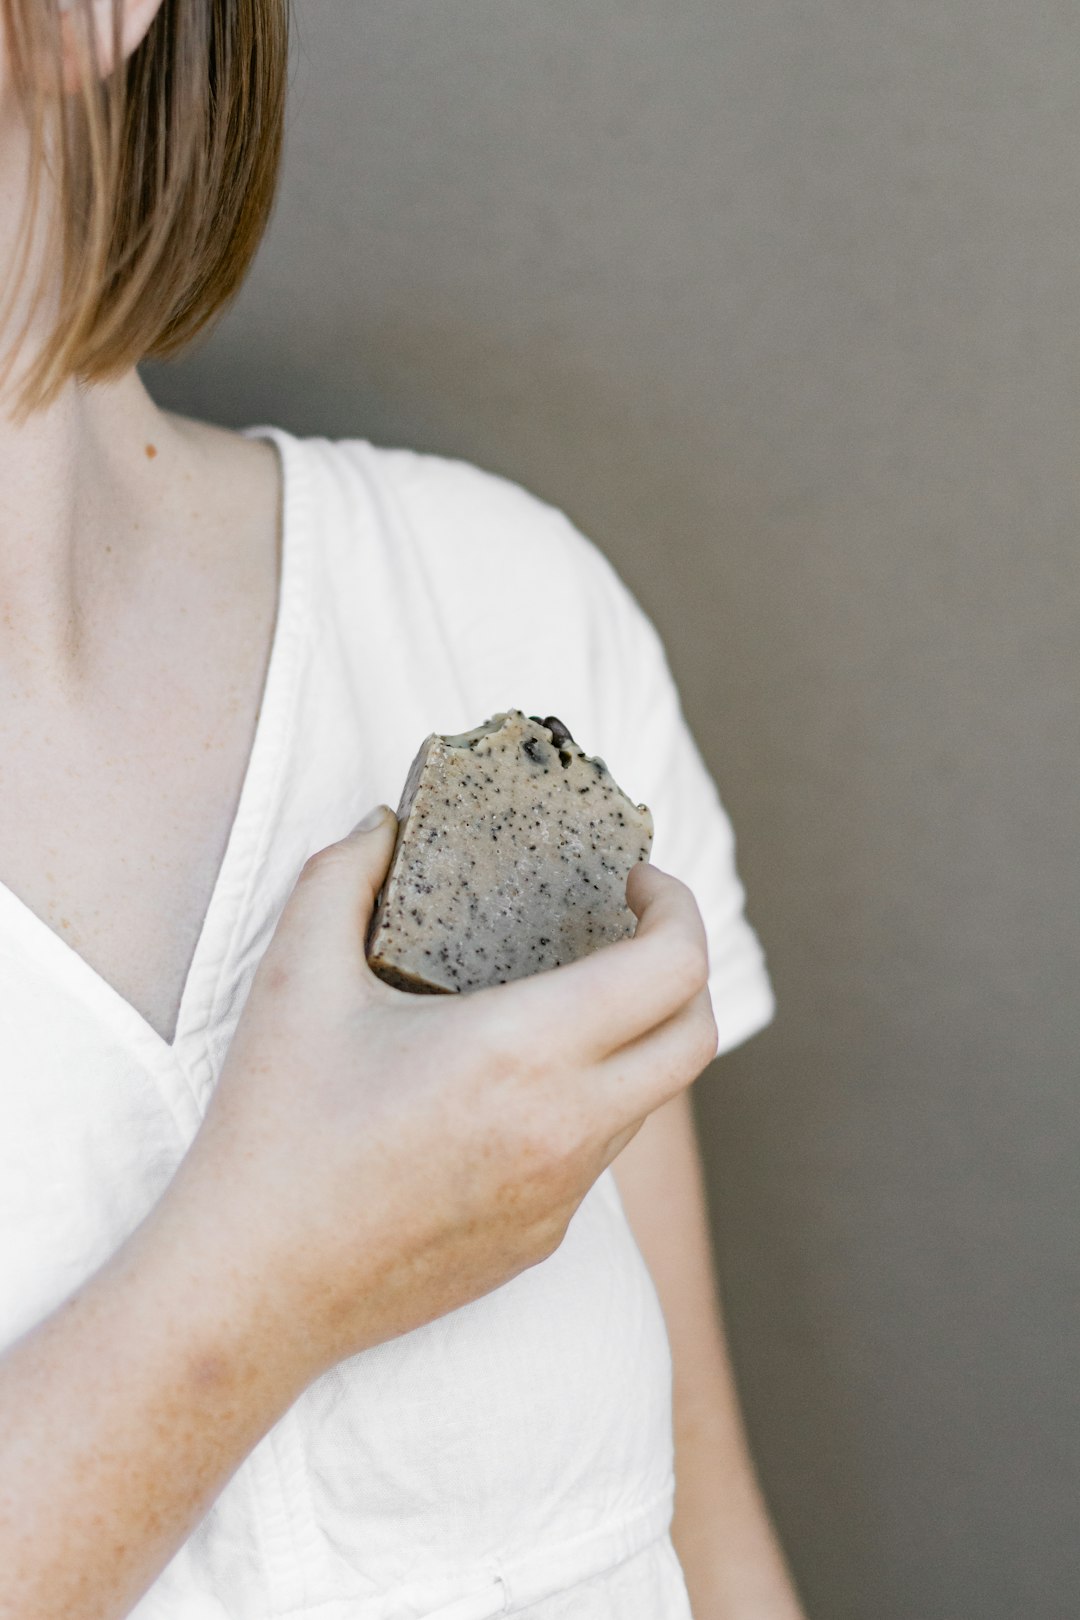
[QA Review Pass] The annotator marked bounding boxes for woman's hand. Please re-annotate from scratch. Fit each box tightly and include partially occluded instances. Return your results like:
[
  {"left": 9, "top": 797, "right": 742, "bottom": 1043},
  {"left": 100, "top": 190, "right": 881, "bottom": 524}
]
[
  {"left": 172, "top": 803, "right": 720, "bottom": 1382},
  {"left": 0, "top": 804, "right": 718, "bottom": 1620}
]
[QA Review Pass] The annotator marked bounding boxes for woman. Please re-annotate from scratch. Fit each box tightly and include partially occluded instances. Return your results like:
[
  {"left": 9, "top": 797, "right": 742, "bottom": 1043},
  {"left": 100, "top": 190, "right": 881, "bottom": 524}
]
[{"left": 0, "top": 3, "right": 805, "bottom": 1617}]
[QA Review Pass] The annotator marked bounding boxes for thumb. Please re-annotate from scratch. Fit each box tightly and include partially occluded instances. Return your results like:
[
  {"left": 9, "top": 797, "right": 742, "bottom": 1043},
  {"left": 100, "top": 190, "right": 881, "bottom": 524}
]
[{"left": 284, "top": 804, "right": 400, "bottom": 969}]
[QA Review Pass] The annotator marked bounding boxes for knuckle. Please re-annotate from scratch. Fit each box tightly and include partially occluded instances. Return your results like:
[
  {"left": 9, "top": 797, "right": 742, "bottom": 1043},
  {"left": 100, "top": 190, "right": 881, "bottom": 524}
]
[
  {"left": 525, "top": 1205, "right": 572, "bottom": 1264},
  {"left": 657, "top": 870, "right": 698, "bottom": 913},
  {"left": 693, "top": 1003, "right": 720, "bottom": 1069},
  {"left": 535, "top": 1213, "right": 570, "bottom": 1261},
  {"left": 297, "top": 845, "right": 335, "bottom": 882},
  {"left": 675, "top": 990, "right": 718, "bottom": 1071},
  {"left": 664, "top": 932, "right": 710, "bottom": 998}
]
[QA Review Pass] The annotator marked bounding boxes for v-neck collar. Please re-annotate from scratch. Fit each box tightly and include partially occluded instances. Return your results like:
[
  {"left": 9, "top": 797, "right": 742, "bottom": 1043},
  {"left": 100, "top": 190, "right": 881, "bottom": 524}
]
[{"left": 0, "top": 424, "right": 312, "bottom": 1102}]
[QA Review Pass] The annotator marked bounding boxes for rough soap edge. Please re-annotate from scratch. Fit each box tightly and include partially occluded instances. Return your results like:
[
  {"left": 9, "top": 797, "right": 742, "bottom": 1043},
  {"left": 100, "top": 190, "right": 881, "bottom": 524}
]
[
  {"left": 366, "top": 955, "right": 455, "bottom": 996},
  {"left": 365, "top": 733, "right": 446, "bottom": 991}
]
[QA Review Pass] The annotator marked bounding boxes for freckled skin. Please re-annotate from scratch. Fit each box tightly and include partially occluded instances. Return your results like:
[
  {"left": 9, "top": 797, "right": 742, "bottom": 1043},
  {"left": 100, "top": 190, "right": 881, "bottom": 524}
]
[{"left": 367, "top": 710, "right": 654, "bottom": 993}]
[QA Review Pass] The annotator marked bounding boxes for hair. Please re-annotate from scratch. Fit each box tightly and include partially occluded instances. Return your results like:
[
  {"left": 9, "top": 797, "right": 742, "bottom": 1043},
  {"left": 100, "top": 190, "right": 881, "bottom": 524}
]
[{"left": 0, "top": 0, "right": 289, "bottom": 416}]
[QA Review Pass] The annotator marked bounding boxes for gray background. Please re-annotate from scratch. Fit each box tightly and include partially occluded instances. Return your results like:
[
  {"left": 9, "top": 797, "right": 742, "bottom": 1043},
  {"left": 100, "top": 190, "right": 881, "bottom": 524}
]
[{"left": 145, "top": 3, "right": 1080, "bottom": 1615}]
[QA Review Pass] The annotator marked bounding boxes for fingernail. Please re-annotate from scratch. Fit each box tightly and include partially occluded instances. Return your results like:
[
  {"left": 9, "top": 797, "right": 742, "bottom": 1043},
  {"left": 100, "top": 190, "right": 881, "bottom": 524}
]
[{"left": 357, "top": 804, "right": 390, "bottom": 832}]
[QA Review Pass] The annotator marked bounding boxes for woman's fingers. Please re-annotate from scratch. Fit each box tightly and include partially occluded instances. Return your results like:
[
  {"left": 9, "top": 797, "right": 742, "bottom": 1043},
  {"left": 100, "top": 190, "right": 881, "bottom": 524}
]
[
  {"left": 480, "top": 862, "right": 711, "bottom": 1062},
  {"left": 590, "top": 982, "right": 719, "bottom": 1142},
  {"left": 281, "top": 808, "right": 399, "bottom": 990}
]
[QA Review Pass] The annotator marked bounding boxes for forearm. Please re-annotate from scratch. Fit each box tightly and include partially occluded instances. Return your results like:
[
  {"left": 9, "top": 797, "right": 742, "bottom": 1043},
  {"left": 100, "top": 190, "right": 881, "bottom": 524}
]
[
  {"left": 667, "top": 1284, "right": 804, "bottom": 1620},
  {"left": 613, "top": 1089, "right": 805, "bottom": 1620},
  {"left": 0, "top": 1163, "right": 304, "bottom": 1620}
]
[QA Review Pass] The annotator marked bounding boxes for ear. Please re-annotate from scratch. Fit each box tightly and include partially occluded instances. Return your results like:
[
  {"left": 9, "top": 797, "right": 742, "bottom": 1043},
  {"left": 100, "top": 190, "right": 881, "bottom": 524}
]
[{"left": 58, "top": 0, "right": 166, "bottom": 92}]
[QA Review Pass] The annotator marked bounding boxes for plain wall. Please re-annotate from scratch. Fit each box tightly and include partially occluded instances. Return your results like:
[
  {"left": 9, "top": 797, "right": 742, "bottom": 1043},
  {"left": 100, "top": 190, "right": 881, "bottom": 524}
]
[{"left": 145, "top": 4, "right": 1080, "bottom": 1615}]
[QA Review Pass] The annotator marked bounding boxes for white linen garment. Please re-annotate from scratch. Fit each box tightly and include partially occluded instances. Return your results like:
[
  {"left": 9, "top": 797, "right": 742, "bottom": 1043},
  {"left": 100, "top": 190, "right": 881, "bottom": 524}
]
[{"left": 0, "top": 426, "right": 776, "bottom": 1619}]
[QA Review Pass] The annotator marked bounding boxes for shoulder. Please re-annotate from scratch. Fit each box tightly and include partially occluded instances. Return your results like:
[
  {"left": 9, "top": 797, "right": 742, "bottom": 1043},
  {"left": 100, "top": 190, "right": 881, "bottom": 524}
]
[
  {"left": 248, "top": 427, "right": 672, "bottom": 694},
  {"left": 347, "top": 439, "right": 660, "bottom": 665},
  {"left": 250, "top": 424, "right": 628, "bottom": 605},
  {"left": 278, "top": 425, "right": 652, "bottom": 674},
  {"left": 346, "top": 439, "right": 612, "bottom": 588}
]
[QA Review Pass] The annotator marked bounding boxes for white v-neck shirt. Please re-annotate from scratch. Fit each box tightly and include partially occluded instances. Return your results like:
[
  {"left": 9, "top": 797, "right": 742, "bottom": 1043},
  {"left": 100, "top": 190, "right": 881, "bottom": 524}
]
[{"left": 0, "top": 427, "right": 775, "bottom": 1620}]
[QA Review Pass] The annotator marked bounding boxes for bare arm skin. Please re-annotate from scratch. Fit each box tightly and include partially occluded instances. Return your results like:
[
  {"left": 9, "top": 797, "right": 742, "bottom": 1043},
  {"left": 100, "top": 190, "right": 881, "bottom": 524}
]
[
  {"left": 613, "top": 1089, "right": 807, "bottom": 1620},
  {"left": 0, "top": 1165, "right": 312, "bottom": 1618},
  {"left": 0, "top": 813, "right": 719, "bottom": 1620}
]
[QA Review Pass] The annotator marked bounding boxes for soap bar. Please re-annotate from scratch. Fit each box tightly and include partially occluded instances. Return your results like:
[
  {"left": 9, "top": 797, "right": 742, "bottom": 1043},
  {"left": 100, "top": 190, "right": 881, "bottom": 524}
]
[{"left": 365, "top": 709, "right": 653, "bottom": 994}]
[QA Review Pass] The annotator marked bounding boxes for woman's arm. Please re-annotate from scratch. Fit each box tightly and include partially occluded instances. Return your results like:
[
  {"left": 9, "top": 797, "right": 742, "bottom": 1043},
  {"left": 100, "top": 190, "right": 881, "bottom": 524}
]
[
  {"left": 612, "top": 1089, "right": 806, "bottom": 1620},
  {"left": 0, "top": 816, "right": 718, "bottom": 1620},
  {"left": 0, "top": 1174, "right": 308, "bottom": 1620}
]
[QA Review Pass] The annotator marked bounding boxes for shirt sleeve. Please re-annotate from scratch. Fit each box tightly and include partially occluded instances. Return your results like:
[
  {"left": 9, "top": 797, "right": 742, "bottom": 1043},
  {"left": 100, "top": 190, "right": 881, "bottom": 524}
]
[{"left": 552, "top": 510, "right": 777, "bottom": 1062}]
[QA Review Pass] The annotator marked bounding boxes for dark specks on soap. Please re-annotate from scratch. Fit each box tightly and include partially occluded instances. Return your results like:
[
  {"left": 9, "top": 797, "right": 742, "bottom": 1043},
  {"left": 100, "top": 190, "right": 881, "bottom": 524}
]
[{"left": 369, "top": 708, "right": 651, "bottom": 995}]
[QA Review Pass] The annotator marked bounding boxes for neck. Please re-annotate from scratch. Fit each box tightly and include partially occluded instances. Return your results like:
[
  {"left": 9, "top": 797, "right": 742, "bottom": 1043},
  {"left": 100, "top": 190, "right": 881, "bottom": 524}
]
[
  {"left": 0, "top": 59, "right": 181, "bottom": 686},
  {"left": 0, "top": 367, "right": 186, "bottom": 685}
]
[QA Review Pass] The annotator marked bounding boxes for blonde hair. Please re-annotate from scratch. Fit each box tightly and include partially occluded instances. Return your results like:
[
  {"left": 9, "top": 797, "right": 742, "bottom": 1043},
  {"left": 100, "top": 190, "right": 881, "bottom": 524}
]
[{"left": 0, "top": 0, "right": 289, "bottom": 416}]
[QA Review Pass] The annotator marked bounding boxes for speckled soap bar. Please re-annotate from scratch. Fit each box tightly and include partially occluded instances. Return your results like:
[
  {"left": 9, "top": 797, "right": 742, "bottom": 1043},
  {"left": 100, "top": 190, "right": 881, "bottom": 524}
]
[{"left": 365, "top": 710, "right": 653, "bottom": 994}]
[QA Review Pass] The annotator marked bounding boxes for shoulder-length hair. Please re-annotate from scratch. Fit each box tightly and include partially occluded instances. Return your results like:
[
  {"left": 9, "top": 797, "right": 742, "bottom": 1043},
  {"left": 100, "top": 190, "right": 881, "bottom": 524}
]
[{"left": 1, "top": 0, "right": 288, "bottom": 416}]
